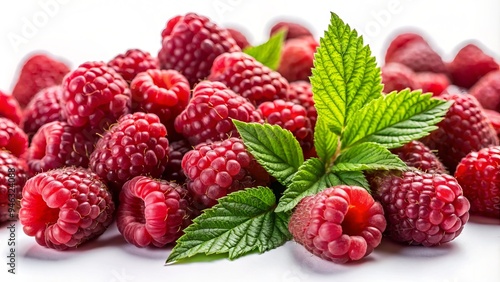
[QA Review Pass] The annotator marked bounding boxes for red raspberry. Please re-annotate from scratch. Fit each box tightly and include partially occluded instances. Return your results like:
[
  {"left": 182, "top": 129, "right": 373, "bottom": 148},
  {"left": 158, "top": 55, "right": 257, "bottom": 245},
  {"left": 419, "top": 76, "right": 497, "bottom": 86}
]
[
  {"left": 158, "top": 13, "right": 241, "bottom": 86},
  {"left": 174, "top": 81, "right": 263, "bottom": 146},
  {"left": 391, "top": 140, "right": 446, "bottom": 173},
  {"left": 208, "top": 52, "right": 290, "bottom": 105},
  {"left": 0, "top": 90, "right": 22, "bottom": 124},
  {"left": 278, "top": 36, "right": 318, "bottom": 82},
  {"left": 269, "top": 21, "right": 314, "bottom": 40},
  {"left": 108, "top": 48, "right": 159, "bottom": 84},
  {"left": 117, "top": 176, "right": 194, "bottom": 247},
  {"left": 88, "top": 112, "right": 169, "bottom": 193},
  {"left": 288, "top": 81, "right": 317, "bottom": 127},
  {"left": 288, "top": 185, "right": 386, "bottom": 263},
  {"left": 12, "top": 53, "right": 70, "bottom": 108},
  {"left": 414, "top": 72, "right": 450, "bottom": 96},
  {"left": 27, "top": 121, "right": 94, "bottom": 176},
  {"left": 483, "top": 109, "right": 500, "bottom": 138},
  {"left": 470, "top": 70, "right": 500, "bottom": 111},
  {"left": 448, "top": 43, "right": 499, "bottom": 89},
  {"left": 0, "top": 150, "right": 28, "bottom": 222},
  {"left": 162, "top": 138, "right": 192, "bottom": 184},
  {"left": 370, "top": 171, "right": 470, "bottom": 246},
  {"left": 454, "top": 146, "right": 500, "bottom": 218},
  {"left": 384, "top": 32, "right": 426, "bottom": 63},
  {"left": 227, "top": 27, "right": 251, "bottom": 49},
  {"left": 420, "top": 93, "right": 499, "bottom": 173},
  {"left": 182, "top": 137, "right": 271, "bottom": 209},
  {"left": 19, "top": 167, "right": 115, "bottom": 250},
  {"left": 381, "top": 62, "right": 420, "bottom": 93},
  {"left": 0, "top": 117, "right": 28, "bottom": 158}
]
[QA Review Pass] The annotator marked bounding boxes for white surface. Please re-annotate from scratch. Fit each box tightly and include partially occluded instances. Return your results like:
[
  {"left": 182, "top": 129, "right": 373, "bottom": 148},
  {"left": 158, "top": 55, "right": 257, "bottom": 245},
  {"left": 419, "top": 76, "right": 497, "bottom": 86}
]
[{"left": 1, "top": 0, "right": 500, "bottom": 281}]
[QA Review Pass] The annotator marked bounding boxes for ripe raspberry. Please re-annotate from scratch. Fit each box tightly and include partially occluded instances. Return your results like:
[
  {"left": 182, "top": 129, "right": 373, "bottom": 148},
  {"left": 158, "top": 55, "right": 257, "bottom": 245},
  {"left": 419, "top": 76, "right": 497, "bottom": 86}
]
[
  {"left": 288, "top": 81, "right": 317, "bottom": 127},
  {"left": 384, "top": 32, "right": 426, "bottom": 63},
  {"left": 19, "top": 167, "right": 115, "bottom": 250},
  {"left": 370, "top": 171, "right": 470, "bottom": 246},
  {"left": 0, "top": 150, "right": 28, "bottom": 222},
  {"left": 227, "top": 27, "right": 251, "bottom": 49},
  {"left": 278, "top": 36, "right": 318, "bottom": 82},
  {"left": 420, "top": 93, "right": 499, "bottom": 173},
  {"left": 108, "top": 48, "right": 159, "bottom": 84},
  {"left": 381, "top": 62, "right": 420, "bottom": 93},
  {"left": 174, "top": 81, "right": 263, "bottom": 146},
  {"left": 12, "top": 53, "right": 70, "bottom": 108},
  {"left": 27, "top": 121, "right": 94, "bottom": 176},
  {"left": 391, "top": 140, "right": 446, "bottom": 173},
  {"left": 117, "top": 176, "right": 194, "bottom": 247},
  {"left": 414, "top": 72, "right": 450, "bottom": 96},
  {"left": 0, "top": 117, "right": 28, "bottom": 158},
  {"left": 88, "top": 112, "right": 169, "bottom": 193},
  {"left": 288, "top": 185, "right": 386, "bottom": 263},
  {"left": 483, "top": 109, "right": 500, "bottom": 139},
  {"left": 208, "top": 52, "right": 290, "bottom": 105},
  {"left": 454, "top": 146, "right": 500, "bottom": 218},
  {"left": 182, "top": 137, "right": 271, "bottom": 209},
  {"left": 0, "top": 90, "right": 22, "bottom": 124},
  {"left": 448, "top": 43, "right": 499, "bottom": 89},
  {"left": 158, "top": 13, "right": 241, "bottom": 86},
  {"left": 470, "top": 70, "right": 500, "bottom": 111},
  {"left": 269, "top": 21, "right": 314, "bottom": 40},
  {"left": 162, "top": 138, "right": 191, "bottom": 183}
]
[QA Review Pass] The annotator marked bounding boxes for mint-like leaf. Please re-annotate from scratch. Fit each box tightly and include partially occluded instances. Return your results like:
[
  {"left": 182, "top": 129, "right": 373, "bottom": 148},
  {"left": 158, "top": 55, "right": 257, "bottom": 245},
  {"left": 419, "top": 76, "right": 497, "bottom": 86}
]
[
  {"left": 234, "top": 120, "right": 303, "bottom": 186},
  {"left": 333, "top": 142, "right": 407, "bottom": 172},
  {"left": 310, "top": 12, "right": 383, "bottom": 136},
  {"left": 342, "top": 90, "right": 452, "bottom": 149},
  {"left": 335, "top": 170, "right": 370, "bottom": 190},
  {"left": 243, "top": 29, "right": 286, "bottom": 70},
  {"left": 314, "top": 116, "right": 339, "bottom": 163},
  {"left": 166, "top": 187, "right": 291, "bottom": 264}
]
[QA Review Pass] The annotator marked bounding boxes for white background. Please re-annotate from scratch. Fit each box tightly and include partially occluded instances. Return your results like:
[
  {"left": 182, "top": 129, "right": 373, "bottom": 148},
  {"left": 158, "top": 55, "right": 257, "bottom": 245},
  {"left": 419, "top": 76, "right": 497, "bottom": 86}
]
[{"left": 1, "top": 0, "right": 500, "bottom": 281}]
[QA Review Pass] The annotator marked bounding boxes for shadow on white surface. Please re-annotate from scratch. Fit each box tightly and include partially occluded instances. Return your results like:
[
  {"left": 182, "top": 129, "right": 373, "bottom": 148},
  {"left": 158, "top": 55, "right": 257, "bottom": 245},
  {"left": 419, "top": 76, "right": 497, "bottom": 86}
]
[
  {"left": 121, "top": 243, "right": 172, "bottom": 260},
  {"left": 468, "top": 215, "right": 500, "bottom": 225},
  {"left": 377, "top": 238, "right": 458, "bottom": 258}
]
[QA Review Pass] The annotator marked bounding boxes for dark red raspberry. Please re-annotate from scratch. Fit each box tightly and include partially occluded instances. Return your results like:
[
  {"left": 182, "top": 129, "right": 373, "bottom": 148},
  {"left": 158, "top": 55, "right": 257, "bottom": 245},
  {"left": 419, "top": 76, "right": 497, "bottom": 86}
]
[
  {"left": 162, "top": 138, "right": 192, "bottom": 184},
  {"left": 117, "top": 176, "right": 194, "bottom": 247},
  {"left": 182, "top": 137, "right": 271, "bottom": 209},
  {"left": 0, "top": 117, "right": 28, "bottom": 158},
  {"left": 19, "top": 167, "right": 115, "bottom": 250},
  {"left": 454, "top": 146, "right": 500, "bottom": 218},
  {"left": 414, "top": 72, "right": 450, "bottom": 96},
  {"left": 288, "top": 185, "right": 386, "bottom": 263},
  {"left": 12, "top": 53, "right": 70, "bottom": 108},
  {"left": 21, "top": 85, "right": 64, "bottom": 140},
  {"left": 269, "top": 21, "right": 314, "bottom": 40},
  {"left": 390, "top": 140, "right": 446, "bottom": 174},
  {"left": 483, "top": 109, "right": 500, "bottom": 139},
  {"left": 277, "top": 36, "right": 318, "bottom": 82},
  {"left": 381, "top": 62, "right": 420, "bottom": 93},
  {"left": 288, "top": 81, "right": 317, "bottom": 128},
  {"left": 0, "top": 150, "right": 28, "bottom": 222},
  {"left": 158, "top": 13, "right": 241, "bottom": 86},
  {"left": 0, "top": 90, "right": 22, "bottom": 124},
  {"left": 370, "top": 170, "right": 470, "bottom": 246},
  {"left": 470, "top": 70, "right": 500, "bottom": 112},
  {"left": 88, "top": 112, "right": 169, "bottom": 193},
  {"left": 384, "top": 32, "right": 426, "bottom": 63},
  {"left": 420, "top": 93, "right": 499, "bottom": 173},
  {"left": 27, "top": 121, "right": 94, "bottom": 176},
  {"left": 258, "top": 99, "right": 314, "bottom": 154},
  {"left": 227, "top": 27, "right": 251, "bottom": 49},
  {"left": 448, "top": 43, "right": 499, "bottom": 89},
  {"left": 174, "top": 81, "right": 263, "bottom": 146},
  {"left": 208, "top": 52, "right": 289, "bottom": 105},
  {"left": 108, "top": 48, "right": 159, "bottom": 84}
]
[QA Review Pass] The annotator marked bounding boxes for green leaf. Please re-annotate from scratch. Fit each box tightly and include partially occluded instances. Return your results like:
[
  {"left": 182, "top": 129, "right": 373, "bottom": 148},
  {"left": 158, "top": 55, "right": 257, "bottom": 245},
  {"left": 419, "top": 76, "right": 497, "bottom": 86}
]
[
  {"left": 314, "top": 116, "right": 339, "bottom": 163},
  {"left": 310, "top": 12, "right": 383, "bottom": 136},
  {"left": 342, "top": 90, "right": 452, "bottom": 149},
  {"left": 243, "top": 29, "right": 286, "bottom": 70},
  {"left": 335, "top": 170, "right": 370, "bottom": 190},
  {"left": 333, "top": 142, "right": 407, "bottom": 172},
  {"left": 166, "top": 187, "right": 291, "bottom": 264},
  {"left": 233, "top": 120, "right": 303, "bottom": 186}
]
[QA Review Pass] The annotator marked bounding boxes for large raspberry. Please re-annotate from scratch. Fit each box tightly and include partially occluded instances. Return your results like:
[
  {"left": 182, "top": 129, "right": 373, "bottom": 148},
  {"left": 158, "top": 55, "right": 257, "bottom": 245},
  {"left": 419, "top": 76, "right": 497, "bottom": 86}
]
[
  {"left": 454, "top": 146, "right": 500, "bottom": 218},
  {"left": 269, "top": 20, "right": 314, "bottom": 40},
  {"left": 370, "top": 171, "right": 470, "bottom": 246},
  {"left": 19, "top": 167, "right": 115, "bottom": 250},
  {"left": 288, "top": 186, "right": 386, "bottom": 264},
  {"left": 390, "top": 140, "right": 446, "bottom": 174},
  {"left": 0, "top": 150, "right": 28, "bottom": 222},
  {"left": 108, "top": 48, "right": 159, "bottom": 84},
  {"left": 174, "top": 81, "right": 263, "bottom": 146},
  {"left": 0, "top": 117, "right": 28, "bottom": 158},
  {"left": 117, "top": 176, "right": 194, "bottom": 247},
  {"left": 278, "top": 36, "right": 318, "bottom": 82},
  {"left": 470, "top": 70, "right": 500, "bottom": 112},
  {"left": 208, "top": 52, "right": 289, "bottom": 105},
  {"left": 287, "top": 81, "right": 317, "bottom": 127},
  {"left": 162, "top": 138, "right": 191, "bottom": 184},
  {"left": 158, "top": 13, "right": 241, "bottom": 86},
  {"left": 381, "top": 62, "right": 420, "bottom": 93},
  {"left": 182, "top": 137, "right": 270, "bottom": 209},
  {"left": 0, "top": 90, "right": 22, "bottom": 124}
]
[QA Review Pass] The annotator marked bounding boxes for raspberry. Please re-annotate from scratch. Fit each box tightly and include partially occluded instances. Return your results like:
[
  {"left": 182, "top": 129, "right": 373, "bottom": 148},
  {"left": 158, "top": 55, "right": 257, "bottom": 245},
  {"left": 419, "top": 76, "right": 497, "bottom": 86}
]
[
  {"left": 174, "top": 81, "right": 263, "bottom": 146},
  {"left": 0, "top": 117, "right": 28, "bottom": 158},
  {"left": 108, "top": 48, "right": 159, "bottom": 84},
  {"left": 384, "top": 32, "right": 426, "bottom": 63},
  {"left": 454, "top": 146, "right": 500, "bottom": 218},
  {"left": 390, "top": 140, "right": 446, "bottom": 174},
  {"left": 381, "top": 62, "right": 420, "bottom": 93},
  {"left": 288, "top": 186, "right": 386, "bottom": 263},
  {"left": 470, "top": 70, "right": 500, "bottom": 111},
  {"left": 208, "top": 52, "right": 290, "bottom": 105},
  {"left": 227, "top": 27, "right": 251, "bottom": 49},
  {"left": 162, "top": 138, "right": 192, "bottom": 183},
  {"left": 117, "top": 176, "right": 194, "bottom": 247},
  {"left": 420, "top": 93, "right": 499, "bottom": 173},
  {"left": 269, "top": 21, "right": 314, "bottom": 40},
  {"left": 370, "top": 171, "right": 470, "bottom": 246},
  {"left": 288, "top": 81, "right": 317, "bottom": 127},
  {"left": 88, "top": 112, "right": 169, "bottom": 193},
  {"left": 158, "top": 13, "right": 241, "bottom": 86},
  {"left": 448, "top": 43, "right": 499, "bottom": 89},
  {"left": 277, "top": 36, "right": 318, "bottom": 82},
  {"left": 0, "top": 150, "right": 28, "bottom": 222},
  {"left": 27, "top": 121, "right": 94, "bottom": 176},
  {"left": 414, "top": 72, "right": 450, "bottom": 96},
  {"left": 0, "top": 90, "right": 22, "bottom": 124},
  {"left": 483, "top": 109, "right": 500, "bottom": 138},
  {"left": 12, "top": 53, "right": 70, "bottom": 108},
  {"left": 182, "top": 137, "right": 271, "bottom": 209},
  {"left": 19, "top": 167, "right": 115, "bottom": 250}
]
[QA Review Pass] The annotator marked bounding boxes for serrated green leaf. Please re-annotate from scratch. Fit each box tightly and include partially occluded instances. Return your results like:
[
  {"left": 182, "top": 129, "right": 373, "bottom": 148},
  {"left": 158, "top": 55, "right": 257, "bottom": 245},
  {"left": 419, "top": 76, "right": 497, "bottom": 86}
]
[
  {"left": 342, "top": 90, "right": 452, "bottom": 149},
  {"left": 314, "top": 116, "right": 339, "bottom": 162},
  {"left": 333, "top": 142, "right": 407, "bottom": 172},
  {"left": 243, "top": 29, "right": 285, "bottom": 70},
  {"left": 335, "top": 170, "right": 370, "bottom": 190},
  {"left": 234, "top": 120, "right": 303, "bottom": 186},
  {"left": 310, "top": 12, "right": 383, "bottom": 136},
  {"left": 166, "top": 187, "right": 291, "bottom": 264}
]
